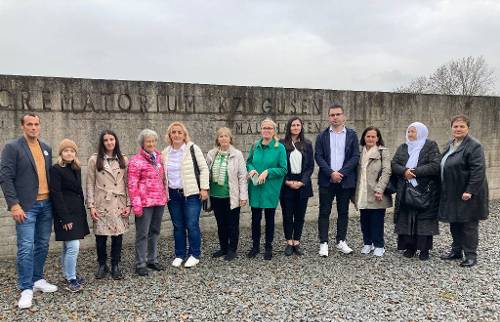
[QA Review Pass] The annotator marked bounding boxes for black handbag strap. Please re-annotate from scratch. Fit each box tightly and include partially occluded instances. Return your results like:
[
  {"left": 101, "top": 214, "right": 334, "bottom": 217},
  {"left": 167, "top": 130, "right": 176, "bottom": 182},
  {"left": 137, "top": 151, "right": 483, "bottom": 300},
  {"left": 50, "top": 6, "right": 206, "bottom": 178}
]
[{"left": 190, "top": 145, "right": 200, "bottom": 189}]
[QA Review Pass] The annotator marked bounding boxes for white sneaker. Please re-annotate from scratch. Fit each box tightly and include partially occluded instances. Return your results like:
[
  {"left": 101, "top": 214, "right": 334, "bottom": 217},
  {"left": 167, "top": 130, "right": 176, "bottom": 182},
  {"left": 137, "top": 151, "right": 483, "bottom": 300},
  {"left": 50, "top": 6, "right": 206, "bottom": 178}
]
[
  {"left": 336, "top": 240, "right": 353, "bottom": 254},
  {"left": 319, "top": 242, "right": 329, "bottom": 257},
  {"left": 184, "top": 256, "right": 200, "bottom": 268},
  {"left": 18, "top": 289, "right": 33, "bottom": 309},
  {"left": 33, "top": 279, "right": 58, "bottom": 293},
  {"left": 373, "top": 247, "right": 385, "bottom": 257},
  {"left": 171, "top": 258, "right": 183, "bottom": 268},
  {"left": 361, "top": 244, "right": 375, "bottom": 254}
]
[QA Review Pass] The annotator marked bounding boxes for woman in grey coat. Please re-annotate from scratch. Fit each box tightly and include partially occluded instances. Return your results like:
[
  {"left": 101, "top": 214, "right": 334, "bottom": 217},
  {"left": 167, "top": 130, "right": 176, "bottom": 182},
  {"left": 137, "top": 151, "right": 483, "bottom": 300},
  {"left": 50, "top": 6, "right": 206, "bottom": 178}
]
[
  {"left": 439, "top": 115, "right": 489, "bottom": 267},
  {"left": 391, "top": 122, "right": 440, "bottom": 261},
  {"left": 354, "top": 127, "right": 392, "bottom": 257}
]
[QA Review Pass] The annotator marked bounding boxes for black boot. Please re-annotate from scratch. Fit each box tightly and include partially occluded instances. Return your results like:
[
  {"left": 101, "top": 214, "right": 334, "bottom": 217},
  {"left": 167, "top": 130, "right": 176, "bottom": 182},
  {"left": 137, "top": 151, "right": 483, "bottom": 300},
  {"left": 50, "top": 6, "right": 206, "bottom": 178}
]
[
  {"left": 95, "top": 264, "right": 109, "bottom": 279},
  {"left": 111, "top": 263, "right": 124, "bottom": 280},
  {"left": 419, "top": 250, "right": 430, "bottom": 261},
  {"left": 264, "top": 247, "right": 273, "bottom": 260},
  {"left": 440, "top": 250, "right": 463, "bottom": 260},
  {"left": 403, "top": 248, "right": 416, "bottom": 258},
  {"left": 247, "top": 248, "right": 260, "bottom": 258}
]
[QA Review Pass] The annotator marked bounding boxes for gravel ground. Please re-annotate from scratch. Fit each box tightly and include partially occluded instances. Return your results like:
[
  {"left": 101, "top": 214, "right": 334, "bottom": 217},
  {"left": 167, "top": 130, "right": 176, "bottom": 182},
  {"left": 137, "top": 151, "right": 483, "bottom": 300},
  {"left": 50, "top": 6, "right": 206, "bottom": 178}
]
[{"left": 1, "top": 201, "right": 499, "bottom": 322}]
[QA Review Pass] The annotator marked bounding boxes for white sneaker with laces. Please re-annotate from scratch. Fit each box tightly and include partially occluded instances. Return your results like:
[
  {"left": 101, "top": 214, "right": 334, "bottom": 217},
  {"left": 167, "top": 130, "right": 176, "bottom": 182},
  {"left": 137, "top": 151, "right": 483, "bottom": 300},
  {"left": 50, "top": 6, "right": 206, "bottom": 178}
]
[
  {"left": 184, "top": 256, "right": 200, "bottom": 268},
  {"left": 361, "top": 244, "right": 375, "bottom": 254},
  {"left": 319, "top": 242, "right": 329, "bottom": 257},
  {"left": 336, "top": 240, "right": 353, "bottom": 254},
  {"left": 33, "top": 279, "right": 58, "bottom": 293},
  {"left": 373, "top": 247, "right": 385, "bottom": 257},
  {"left": 18, "top": 289, "right": 33, "bottom": 309},
  {"left": 171, "top": 258, "right": 183, "bottom": 268}
]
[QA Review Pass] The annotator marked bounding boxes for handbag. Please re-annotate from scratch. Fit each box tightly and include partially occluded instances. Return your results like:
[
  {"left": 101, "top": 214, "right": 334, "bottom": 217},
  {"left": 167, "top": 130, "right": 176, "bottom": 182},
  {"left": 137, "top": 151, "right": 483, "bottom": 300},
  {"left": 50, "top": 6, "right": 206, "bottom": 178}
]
[
  {"left": 378, "top": 151, "right": 397, "bottom": 195},
  {"left": 202, "top": 198, "right": 212, "bottom": 212},
  {"left": 402, "top": 181, "right": 432, "bottom": 210},
  {"left": 190, "top": 145, "right": 213, "bottom": 212},
  {"left": 384, "top": 175, "right": 398, "bottom": 195}
]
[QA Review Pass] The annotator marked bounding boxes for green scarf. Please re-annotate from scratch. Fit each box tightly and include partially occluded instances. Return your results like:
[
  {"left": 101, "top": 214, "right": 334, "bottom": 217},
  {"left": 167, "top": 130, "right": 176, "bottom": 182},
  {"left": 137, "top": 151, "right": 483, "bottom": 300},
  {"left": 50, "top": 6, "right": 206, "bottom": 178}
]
[{"left": 211, "top": 150, "right": 229, "bottom": 185}]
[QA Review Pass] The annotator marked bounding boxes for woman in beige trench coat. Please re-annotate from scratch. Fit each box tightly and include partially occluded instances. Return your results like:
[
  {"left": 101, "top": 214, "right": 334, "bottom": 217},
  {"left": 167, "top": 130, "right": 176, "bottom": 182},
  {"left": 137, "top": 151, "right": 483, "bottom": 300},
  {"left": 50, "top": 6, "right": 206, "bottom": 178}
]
[
  {"left": 354, "top": 126, "right": 393, "bottom": 257},
  {"left": 86, "top": 130, "right": 131, "bottom": 280}
]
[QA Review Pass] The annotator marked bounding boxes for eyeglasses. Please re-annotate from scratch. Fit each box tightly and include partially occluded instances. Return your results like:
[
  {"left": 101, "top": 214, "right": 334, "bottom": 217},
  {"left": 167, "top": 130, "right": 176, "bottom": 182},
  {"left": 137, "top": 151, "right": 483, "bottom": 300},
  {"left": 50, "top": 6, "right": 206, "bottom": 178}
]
[
  {"left": 262, "top": 127, "right": 274, "bottom": 130},
  {"left": 329, "top": 113, "right": 343, "bottom": 117}
]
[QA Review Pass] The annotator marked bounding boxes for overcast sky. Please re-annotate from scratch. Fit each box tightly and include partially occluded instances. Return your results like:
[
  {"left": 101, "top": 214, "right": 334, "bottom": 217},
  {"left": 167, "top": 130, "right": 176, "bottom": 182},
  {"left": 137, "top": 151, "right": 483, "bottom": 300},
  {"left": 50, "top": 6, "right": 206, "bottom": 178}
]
[{"left": 1, "top": 0, "right": 499, "bottom": 94}]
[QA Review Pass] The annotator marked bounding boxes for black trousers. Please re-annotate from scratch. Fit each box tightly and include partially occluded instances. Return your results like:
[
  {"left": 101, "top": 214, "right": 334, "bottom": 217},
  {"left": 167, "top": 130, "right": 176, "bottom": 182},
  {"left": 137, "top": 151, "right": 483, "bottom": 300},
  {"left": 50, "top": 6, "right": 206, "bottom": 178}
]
[
  {"left": 318, "top": 184, "right": 353, "bottom": 243},
  {"left": 251, "top": 207, "right": 276, "bottom": 250},
  {"left": 450, "top": 221, "right": 479, "bottom": 260},
  {"left": 280, "top": 191, "right": 308, "bottom": 241},
  {"left": 96, "top": 234, "right": 123, "bottom": 265},
  {"left": 211, "top": 197, "right": 240, "bottom": 252},
  {"left": 359, "top": 209, "right": 386, "bottom": 248}
]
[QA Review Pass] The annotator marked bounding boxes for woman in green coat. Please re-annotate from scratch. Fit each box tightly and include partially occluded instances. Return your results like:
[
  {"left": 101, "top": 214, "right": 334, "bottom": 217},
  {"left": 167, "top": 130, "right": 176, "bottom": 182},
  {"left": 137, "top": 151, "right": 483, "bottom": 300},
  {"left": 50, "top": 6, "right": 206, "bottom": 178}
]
[{"left": 246, "top": 118, "right": 287, "bottom": 260}]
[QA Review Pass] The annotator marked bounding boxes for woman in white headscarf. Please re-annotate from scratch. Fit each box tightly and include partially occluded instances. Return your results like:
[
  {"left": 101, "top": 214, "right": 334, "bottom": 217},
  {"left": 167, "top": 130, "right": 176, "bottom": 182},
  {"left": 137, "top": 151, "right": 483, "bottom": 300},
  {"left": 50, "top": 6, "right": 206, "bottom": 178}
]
[{"left": 391, "top": 122, "right": 441, "bottom": 260}]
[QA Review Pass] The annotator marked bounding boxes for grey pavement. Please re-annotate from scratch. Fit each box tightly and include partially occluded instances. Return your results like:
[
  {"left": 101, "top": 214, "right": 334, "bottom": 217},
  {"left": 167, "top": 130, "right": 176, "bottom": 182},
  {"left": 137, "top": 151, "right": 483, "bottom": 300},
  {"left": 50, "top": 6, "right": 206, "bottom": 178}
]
[{"left": 1, "top": 202, "right": 499, "bottom": 321}]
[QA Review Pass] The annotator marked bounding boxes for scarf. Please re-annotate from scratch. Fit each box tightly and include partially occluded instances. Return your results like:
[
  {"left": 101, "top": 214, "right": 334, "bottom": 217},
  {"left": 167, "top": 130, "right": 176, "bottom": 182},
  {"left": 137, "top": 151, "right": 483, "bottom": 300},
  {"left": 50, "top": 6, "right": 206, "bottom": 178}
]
[
  {"left": 405, "top": 122, "right": 428, "bottom": 187},
  {"left": 211, "top": 150, "right": 229, "bottom": 185}
]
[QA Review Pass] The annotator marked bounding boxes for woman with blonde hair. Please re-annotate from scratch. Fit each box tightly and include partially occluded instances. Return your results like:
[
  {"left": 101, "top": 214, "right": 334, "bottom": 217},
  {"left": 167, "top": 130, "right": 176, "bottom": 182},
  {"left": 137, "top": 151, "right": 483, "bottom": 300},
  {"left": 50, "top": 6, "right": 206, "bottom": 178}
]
[
  {"left": 206, "top": 127, "right": 248, "bottom": 261},
  {"left": 50, "top": 139, "right": 89, "bottom": 292},
  {"left": 162, "top": 121, "right": 209, "bottom": 268},
  {"left": 246, "top": 118, "right": 287, "bottom": 260}
]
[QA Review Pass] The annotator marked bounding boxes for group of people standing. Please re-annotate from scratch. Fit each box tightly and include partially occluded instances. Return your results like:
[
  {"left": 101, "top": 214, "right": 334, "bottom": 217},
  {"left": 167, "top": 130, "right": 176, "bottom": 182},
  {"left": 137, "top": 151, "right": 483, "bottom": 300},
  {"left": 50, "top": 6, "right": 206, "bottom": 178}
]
[{"left": 0, "top": 106, "right": 489, "bottom": 309}]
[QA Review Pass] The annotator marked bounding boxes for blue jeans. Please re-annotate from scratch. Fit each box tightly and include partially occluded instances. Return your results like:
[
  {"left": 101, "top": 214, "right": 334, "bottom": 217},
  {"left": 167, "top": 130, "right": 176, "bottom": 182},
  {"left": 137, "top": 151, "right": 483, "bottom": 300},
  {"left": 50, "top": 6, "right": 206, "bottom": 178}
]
[
  {"left": 15, "top": 199, "right": 53, "bottom": 291},
  {"left": 168, "top": 189, "right": 202, "bottom": 258},
  {"left": 61, "top": 240, "right": 80, "bottom": 281}
]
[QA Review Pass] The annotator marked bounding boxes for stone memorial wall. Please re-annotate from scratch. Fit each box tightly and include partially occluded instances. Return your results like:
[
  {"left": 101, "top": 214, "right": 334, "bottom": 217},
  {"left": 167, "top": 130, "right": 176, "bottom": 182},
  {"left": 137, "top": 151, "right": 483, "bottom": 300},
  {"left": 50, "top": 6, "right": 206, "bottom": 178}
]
[{"left": 1, "top": 74, "right": 498, "bottom": 258}]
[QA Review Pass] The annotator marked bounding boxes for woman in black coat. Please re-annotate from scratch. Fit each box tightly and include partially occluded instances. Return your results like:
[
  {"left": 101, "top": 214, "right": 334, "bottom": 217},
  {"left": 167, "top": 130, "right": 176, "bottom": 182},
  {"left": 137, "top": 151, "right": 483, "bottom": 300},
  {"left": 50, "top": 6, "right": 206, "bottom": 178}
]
[
  {"left": 279, "top": 117, "right": 314, "bottom": 256},
  {"left": 391, "top": 122, "right": 440, "bottom": 261},
  {"left": 50, "top": 139, "right": 89, "bottom": 292},
  {"left": 439, "top": 115, "right": 489, "bottom": 267}
]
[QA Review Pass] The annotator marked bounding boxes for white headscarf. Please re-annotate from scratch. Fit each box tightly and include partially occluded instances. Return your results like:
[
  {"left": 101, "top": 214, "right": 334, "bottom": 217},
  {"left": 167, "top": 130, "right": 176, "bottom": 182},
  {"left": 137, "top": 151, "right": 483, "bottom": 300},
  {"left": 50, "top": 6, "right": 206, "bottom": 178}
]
[{"left": 405, "top": 122, "right": 428, "bottom": 187}]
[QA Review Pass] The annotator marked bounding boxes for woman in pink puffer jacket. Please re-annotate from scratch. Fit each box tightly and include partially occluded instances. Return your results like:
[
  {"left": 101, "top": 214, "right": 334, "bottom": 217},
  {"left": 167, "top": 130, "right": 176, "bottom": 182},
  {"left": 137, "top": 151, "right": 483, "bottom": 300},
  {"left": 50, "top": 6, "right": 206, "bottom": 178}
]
[{"left": 127, "top": 129, "right": 168, "bottom": 276}]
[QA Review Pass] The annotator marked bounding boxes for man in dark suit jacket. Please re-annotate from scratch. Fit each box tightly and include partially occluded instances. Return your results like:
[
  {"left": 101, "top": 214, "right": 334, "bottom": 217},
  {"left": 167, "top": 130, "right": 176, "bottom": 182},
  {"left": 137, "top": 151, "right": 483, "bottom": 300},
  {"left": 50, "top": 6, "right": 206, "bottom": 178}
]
[
  {"left": 0, "top": 113, "right": 57, "bottom": 309},
  {"left": 315, "top": 104, "right": 360, "bottom": 257}
]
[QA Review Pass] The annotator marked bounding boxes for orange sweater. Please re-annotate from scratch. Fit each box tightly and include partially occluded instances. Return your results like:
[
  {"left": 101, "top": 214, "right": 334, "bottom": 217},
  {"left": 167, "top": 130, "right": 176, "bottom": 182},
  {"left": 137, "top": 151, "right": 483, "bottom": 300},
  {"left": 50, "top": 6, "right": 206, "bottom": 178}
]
[{"left": 27, "top": 140, "right": 49, "bottom": 200}]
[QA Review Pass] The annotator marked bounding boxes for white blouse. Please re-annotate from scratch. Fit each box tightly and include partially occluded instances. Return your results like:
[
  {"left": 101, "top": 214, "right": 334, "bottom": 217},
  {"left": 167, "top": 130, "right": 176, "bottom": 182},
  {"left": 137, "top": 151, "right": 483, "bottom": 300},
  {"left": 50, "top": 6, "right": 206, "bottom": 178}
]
[
  {"left": 167, "top": 144, "right": 185, "bottom": 189},
  {"left": 289, "top": 141, "right": 302, "bottom": 174}
]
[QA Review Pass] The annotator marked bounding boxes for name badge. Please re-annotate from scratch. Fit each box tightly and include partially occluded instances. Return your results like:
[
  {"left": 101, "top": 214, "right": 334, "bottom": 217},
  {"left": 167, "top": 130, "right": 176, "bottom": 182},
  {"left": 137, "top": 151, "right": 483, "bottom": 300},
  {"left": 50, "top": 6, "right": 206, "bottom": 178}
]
[{"left": 43, "top": 150, "right": 49, "bottom": 156}]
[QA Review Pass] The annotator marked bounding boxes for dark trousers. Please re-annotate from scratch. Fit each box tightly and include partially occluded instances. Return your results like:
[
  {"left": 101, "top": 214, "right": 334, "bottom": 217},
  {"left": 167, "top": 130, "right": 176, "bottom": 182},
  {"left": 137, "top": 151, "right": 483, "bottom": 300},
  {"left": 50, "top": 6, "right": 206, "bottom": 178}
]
[
  {"left": 450, "top": 221, "right": 479, "bottom": 260},
  {"left": 359, "top": 209, "right": 386, "bottom": 248},
  {"left": 251, "top": 207, "right": 276, "bottom": 250},
  {"left": 318, "top": 184, "right": 353, "bottom": 243},
  {"left": 96, "top": 235, "right": 123, "bottom": 265},
  {"left": 280, "top": 192, "right": 308, "bottom": 241},
  {"left": 211, "top": 197, "right": 240, "bottom": 252}
]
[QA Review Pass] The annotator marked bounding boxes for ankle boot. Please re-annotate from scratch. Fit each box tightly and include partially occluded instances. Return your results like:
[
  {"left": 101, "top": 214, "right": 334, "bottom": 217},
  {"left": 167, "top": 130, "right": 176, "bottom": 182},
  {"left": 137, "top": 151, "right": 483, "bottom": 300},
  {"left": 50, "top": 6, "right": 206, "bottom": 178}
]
[
  {"left": 111, "top": 263, "right": 123, "bottom": 280},
  {"left": 95, "top": 264, "right": 109, "bottom": 279}
]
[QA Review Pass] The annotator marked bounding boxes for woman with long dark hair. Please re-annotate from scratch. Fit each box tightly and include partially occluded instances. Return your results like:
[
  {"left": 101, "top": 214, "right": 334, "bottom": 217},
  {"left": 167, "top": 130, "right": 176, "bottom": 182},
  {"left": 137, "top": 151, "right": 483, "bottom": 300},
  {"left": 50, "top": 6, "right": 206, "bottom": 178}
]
[
  {"left": 279, "top": 117, "right": 314, "bottom": 256},
  {"left": 86, "top": 130, "right": 130, "bottom": 279}
]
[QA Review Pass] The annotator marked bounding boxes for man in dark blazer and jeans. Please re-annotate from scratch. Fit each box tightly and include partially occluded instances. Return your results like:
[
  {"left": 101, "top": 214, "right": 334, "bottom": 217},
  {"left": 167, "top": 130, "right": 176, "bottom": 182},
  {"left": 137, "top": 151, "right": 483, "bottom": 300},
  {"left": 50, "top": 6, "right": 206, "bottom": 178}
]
[
  {"left": 0, "top": 113, "right": 57, "bottom": 309},
  {"left": 315, "top": 104, "right": 360, "bottom": 257}
]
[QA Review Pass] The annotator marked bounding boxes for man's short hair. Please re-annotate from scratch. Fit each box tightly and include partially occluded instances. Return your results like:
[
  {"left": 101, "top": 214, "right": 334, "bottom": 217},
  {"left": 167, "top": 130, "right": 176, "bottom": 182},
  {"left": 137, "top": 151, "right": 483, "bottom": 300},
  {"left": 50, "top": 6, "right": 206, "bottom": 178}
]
[
  {"left": 328, "top": 103, "right": 344, "bottom": 113},
  {"left": 20, "top": 113, "right": 40, "bottom": 125}
]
